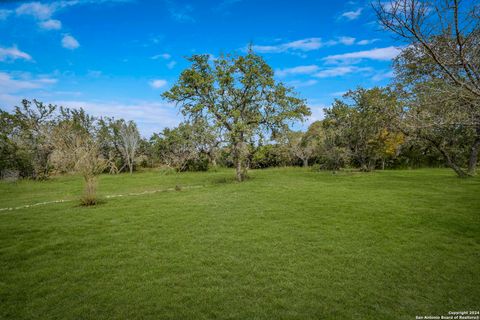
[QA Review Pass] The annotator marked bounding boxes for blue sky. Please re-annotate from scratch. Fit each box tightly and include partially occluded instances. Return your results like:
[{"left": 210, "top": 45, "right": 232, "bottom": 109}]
[{"left": 0, "top": 0, "right": 400, "bottom": 137}]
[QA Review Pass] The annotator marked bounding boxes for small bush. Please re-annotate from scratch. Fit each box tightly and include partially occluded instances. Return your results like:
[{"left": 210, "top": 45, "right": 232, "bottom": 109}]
[{"left": 81, "top": 177, "right": 98, "bottom": 206}]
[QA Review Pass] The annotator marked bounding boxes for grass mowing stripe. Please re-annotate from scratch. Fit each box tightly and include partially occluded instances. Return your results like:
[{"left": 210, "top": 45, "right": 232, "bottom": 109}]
[{"left": 0, "top": 184, "right": 207, "bottom": 213}]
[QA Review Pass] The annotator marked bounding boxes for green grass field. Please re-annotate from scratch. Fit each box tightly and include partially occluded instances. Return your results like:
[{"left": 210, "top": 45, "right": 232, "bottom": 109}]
[{"left": 0, "top": 168, "right": 479, "bottom": 319}]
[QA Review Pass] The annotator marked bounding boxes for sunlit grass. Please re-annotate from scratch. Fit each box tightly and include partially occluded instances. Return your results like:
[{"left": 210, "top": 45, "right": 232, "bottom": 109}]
[{"left": 1, "top": 168, "right": 479, "bottom": 319}]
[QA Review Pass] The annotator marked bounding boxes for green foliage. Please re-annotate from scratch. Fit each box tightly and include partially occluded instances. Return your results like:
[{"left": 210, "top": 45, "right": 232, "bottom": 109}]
[
  {"left": 320, "top": 87, "right": 403, "bottom": 171},
  {"left": 162, "top": 50, "right": 310, "bottom": 181},
  {"left": 150, "top": 120, "right": 215, "bottom": 172},
  {"left": 0, "top": 100, "right": 57, "bottom": 179},
  {"left": 250, "top": 144, "right": 290, "bottom": 169}
]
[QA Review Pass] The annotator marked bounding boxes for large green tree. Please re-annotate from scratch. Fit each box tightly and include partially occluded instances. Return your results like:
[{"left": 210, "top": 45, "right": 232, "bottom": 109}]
[
  {"left": 162, "top": 51, "right": 310, "bottom": 181},
  {"left": 322, "top": 88, "right": 401, "bottom": 171},
  {"left": 0, "top": 100, "right": 57, "bottom": 179}
]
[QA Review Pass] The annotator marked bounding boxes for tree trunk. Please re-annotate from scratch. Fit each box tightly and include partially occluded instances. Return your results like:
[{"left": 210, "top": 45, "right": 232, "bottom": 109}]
[
  {"left": 467, "top": 123, "right": 480, "bottom": 176},
  {"left": 439, "top": 147, "right": 468, "bottom": 178},
  {"left": 233, "top": 140, "right": 244, "bottom": 182},
  {"left": 302, "top": 158, "right": 308, "bottom": 167},
  {"left": 235, "top": 157, "right": 243, "bottom": 182},
  {"left": 127, "top": 156, "right": 133, "bottom": 174},
  {"left": 423, "top": 135, "right": 469, "bottom": 178}
]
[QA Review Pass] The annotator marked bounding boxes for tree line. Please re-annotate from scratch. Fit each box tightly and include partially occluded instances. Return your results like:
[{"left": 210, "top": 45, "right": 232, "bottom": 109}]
[{"left": 0, "top": 0, "right": 478, "bottom": 203}]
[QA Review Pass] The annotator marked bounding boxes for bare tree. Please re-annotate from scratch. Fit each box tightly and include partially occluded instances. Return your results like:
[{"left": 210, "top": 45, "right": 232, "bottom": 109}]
[
  {"left": 374, "top": 0, "right": 480, "bottom": 97},
  {"left": 51, "top": 122, "right": 106, "bottom": 205},
  {"left": 287, "top": 131, "right": 317, "bottom": 167},
  {"left": 118, "top": 120, "right": 140, "bottom": 174},
  {"left": 374, "top": 0, "right": 480, "bottom": 175}
]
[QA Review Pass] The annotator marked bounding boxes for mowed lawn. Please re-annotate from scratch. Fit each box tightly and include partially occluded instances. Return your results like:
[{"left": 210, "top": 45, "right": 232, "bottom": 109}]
[{"left": 0, "top": 168, "right": 479, "bottom": 319}]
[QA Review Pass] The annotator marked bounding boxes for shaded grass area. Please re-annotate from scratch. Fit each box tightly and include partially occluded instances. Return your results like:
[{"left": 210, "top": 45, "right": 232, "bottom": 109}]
[{"left": 0, "top": 168, "right": 479, "bottom": 319}]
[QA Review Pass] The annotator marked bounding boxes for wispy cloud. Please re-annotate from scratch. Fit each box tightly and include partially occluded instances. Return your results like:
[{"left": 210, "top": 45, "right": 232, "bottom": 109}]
[
  {"left": 0, "top": 46, "right": 32, "bottom": 62},
  {"left": 337, "top": 37, "right": 379, "bottom": 46},
  {"left": 252, "top": 36, "right": 379, "bottom": 54},
  {"left": 39, "top": 19, "right": 62, "bottom": 30},
  {"left": 151, "top": 53, "right": 171, "bottom": 60},
  {"left": 16, "top": 2, "right": 55, "bottom": 20},
  {"left": 286, "top": 79, "right": 318, "bottom": 88},
  {"left": 150, "top": 79, "right": 167, "bottom": 89},
  {"left": 323, "top": 46, "right": 401, "bottom": 63},
  {"left": 276, "top": 64, "right": 372, "bottom": 80},
  {"left": 253, "top": 38, "right": 323, "bottom": 53},
  {"left": 166, "top": 61, "right": 177, "bottom": 69},
  {"left": 150, "top": 53, "right": 176, "bottom": 69},
  {"left": 331, "top": 91, "right": 347, "bottom": 97},
  {"left": 340, "top": 8, "right": 362, "bottom": 20},
  {"left": 338, "top": 36, "right": 356, "bottom": 45},
  {"left": 314, "top": 66, "right": 371, "bottom": 78},
  {"left": 12, "top": 0, "right": 133, "bottom": 32},
  {"left": 0, "top": 72, "right": 57, "bottom": 94},
  {"left": 164, "top": 1, "right": 195, "bottom": 22},
  {"left": 51, "top": 99, "right": 180, "bottom": 137},
  {"left": 276, "top": 65, "right": 320, "bottom": 77},
  {"left": 372, "top": 70, "right": 395, "bottom": 81},
  {"left": 61, "top": 34, "right": 80, "bottom": 49},
  {"left": 15, "top": 0, "right": 133, "bottom": 20},
  {"left": 357, "top": 39, "right": 379, "bottom": 45}
]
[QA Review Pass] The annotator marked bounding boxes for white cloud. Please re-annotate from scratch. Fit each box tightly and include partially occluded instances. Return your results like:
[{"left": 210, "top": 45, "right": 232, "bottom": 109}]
[
  {"left": 12, "top": 0, "right": 132, "bottom": 34},
  {"left": 166, "top": 61, "right": 177, "bottom": 69},
  {"left": 372, "top": 70, "right": 395, "bottom": 81},
  {"left": 306, "top": 104, "right": 326, "bottom": 125},
  {"left": 51, "top": 99, "right": 180, "bottom": 137},
  {"left": 0, "top": 46, "right": 32, "bottom": 62},
  {"left": 15, "top": 0, "right": 133, "bottom": 20},
  {"left": 323, "top": 46, "right": 401, "bottom": 63},
  {"left": 16, "top": 2, "right": 55, "bottom": 20},
  {"left": 330, "top": 91, "right": 347, "bottom": 97},
  {"left": 314, "top": 66, "right": 371, "bottom": 78},
  {"left": 357, "top": 39, "right": 379, "bottom": 45},
  {"left": 338, "top": 36, "right": 356, "bottom": 45},
  {"left": 252, "top": 36, "right": 375, "bottom": 54},
  {"left": 150, "top": 79, "right": 167, "bottom": 89},
  {"left": 61, "top": 34, "right": 80, "bottom": 49},
  {"left": 0, "top": 72, "right": 57, "bottom": 94},
  {"left": 341, "top": 8, "right": 363, "bottom": 20},
  {"left": 286, "top": 79, "right": 318, "bottom": 88},
  {"left": 151, "top": 53, "right": 171, "bottom": 60},
  {"left": 276, "top": 65, "right": 319, "bottom": 77},
  {"left": 253, "top": 38, "right": 323, "bottom": 53},
  {"left": 39, "top": 19, "right": 62, "bottom": 30}
]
